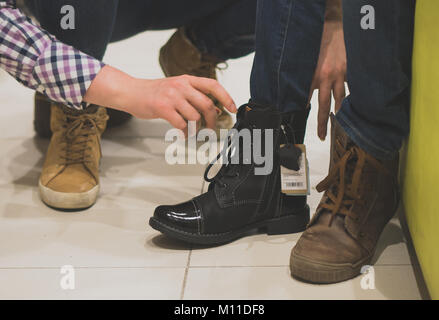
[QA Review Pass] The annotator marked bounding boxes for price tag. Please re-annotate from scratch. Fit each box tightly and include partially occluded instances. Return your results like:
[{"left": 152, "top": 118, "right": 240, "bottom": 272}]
[{"left": 281, "top": 144, "right": 309, "bottom": 196}]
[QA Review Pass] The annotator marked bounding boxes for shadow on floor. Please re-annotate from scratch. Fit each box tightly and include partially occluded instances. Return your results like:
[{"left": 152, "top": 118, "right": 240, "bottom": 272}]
[{"left": 397, "top": 207, "right": 431, "bottom": 300}]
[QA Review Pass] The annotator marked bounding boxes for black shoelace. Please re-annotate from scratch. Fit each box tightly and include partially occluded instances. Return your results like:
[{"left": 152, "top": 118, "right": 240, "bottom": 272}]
[{"left": 203, "top": 105, "right": 249, "bottom": 189}]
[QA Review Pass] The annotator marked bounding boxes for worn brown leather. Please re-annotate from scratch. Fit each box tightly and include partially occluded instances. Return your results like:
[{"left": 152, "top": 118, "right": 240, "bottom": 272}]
[
  {"left": 290, "top": 114, "right": 399, "bottom": 283},
  {"left": 159, "top": 27, "right": 233, "bottom": 131},
  {"left": 39, "top": 104, "right": 108, "bottom": 194}
]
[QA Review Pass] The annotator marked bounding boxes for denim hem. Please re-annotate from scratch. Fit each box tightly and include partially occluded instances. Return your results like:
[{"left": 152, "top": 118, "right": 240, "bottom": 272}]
[
  {"left": 190, "top": 29, "right": 255, "bottom": 61},
  {"left": 335, "top": 111, "right": 397, "bottom": 161}
]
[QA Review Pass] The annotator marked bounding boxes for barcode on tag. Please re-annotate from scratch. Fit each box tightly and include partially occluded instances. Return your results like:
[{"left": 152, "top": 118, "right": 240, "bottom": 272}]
[
  {"left": 285, "top": 182, "right": 304, "bottom": 188},
  {"left": 281, "top": 144, "right": 309, "bottom": 196}
]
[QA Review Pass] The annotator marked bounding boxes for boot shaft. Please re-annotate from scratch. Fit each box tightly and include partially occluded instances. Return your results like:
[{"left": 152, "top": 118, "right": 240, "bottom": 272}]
[
  {"left": 216, "top": 104, "right": 310, "bottom": 214},
  {"left": 278, "top": 108, "right": 311, "bottom": 216},
  {"left": 207, "top": 103, "right": 281, "bottom": 212},
  {"left": 280, "top": 107, "right": 311, "bottom": 145},
  {"left": 160, "top": 28, "right": 223, "bottom": 79},
  {"left": 50, "top": 104, "right": 108, "bottom": 136},
  {"left": 312, "top": 115, "right": 399, "bottom": 252}
]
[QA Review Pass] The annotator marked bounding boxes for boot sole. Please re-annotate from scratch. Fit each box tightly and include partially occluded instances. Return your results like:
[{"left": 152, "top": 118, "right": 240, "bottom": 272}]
[
  {"left": 38, "top": 181, "right": 99, "bottom": 210},
  {"left": 149, "top": 205, "right": 310, "bottom": 245},
  {"left": 290, "top": 252, "right": 373, "bottom": 284}
]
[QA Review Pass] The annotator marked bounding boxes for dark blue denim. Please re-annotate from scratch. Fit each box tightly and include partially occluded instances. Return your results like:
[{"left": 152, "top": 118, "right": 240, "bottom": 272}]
[
  {"left": 25, "top": 0, "right": 256, "bottom": 61},
  {"left": 337, "top": 0, "right": 416, "bottom": 160},
  {"left": 250, "top": 0, "right": 325, "bottom": 112},
  {"left": 251, "top": 0, "right": 416, "bottom": 160}
]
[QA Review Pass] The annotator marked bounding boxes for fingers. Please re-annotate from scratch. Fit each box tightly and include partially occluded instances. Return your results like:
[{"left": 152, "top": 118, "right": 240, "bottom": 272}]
[
  {"left": 317, "top": 77, "right": 346, "bottom": 141},
  {"left": 188, "top": 76, "right": 237, "bottom": 113},
  {"left": 333, "top": 80, "right": 346, "bottom": 113},
  {"left": 317, "top": 84, "right": 332, "bottom": 141},
  {"left": 162, "top": 110, "right": 187, "bottom": 133},
  {"left": 183, "top": 87, "right": 217, "bottom": 130},
  {"left": 176, "top": 100, "right": 202, "bottom": 123}
]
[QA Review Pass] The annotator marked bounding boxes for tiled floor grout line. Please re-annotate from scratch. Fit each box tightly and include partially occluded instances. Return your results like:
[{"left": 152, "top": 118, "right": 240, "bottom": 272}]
[
  {"left": 0, "top": 262, "right": 417, "bottom": 270},
  {"left": 0, "top": 266, "right": 189, "bottom": 270},
  {"left": 176, "top": 177, "right": 210, "bottom": 299},
  {"left": 179, "top": 249, "right": 192, "bottom": 300},
  {"left": 178, "top": 177, "right": 205, "bottom": 300},
  {"left": 179, "top": 263, "right": 417, "bottom": 269}
]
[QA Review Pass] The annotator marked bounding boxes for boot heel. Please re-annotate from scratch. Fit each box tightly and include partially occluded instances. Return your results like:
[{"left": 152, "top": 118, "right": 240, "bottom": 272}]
[{"left": 266, "top": 205, "right": 310, "bottom": 235}]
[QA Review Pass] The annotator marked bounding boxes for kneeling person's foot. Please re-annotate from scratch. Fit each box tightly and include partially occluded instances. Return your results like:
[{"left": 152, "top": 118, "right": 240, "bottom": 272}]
[
  {"left": 39, "top": 104, "right": 108, "bottom": 210},
  {"left": 34, "top": 93, "right": 131, "bottom": 139},
  {"left": 150, "top": 103, "right": 310, "bottom": 245},
  {"left": 290, "top": 114, "right": 399, "bottom": 284}
]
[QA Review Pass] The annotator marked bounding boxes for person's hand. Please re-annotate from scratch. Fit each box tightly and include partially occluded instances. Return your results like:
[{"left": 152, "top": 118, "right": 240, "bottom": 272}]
[
  {"left": 126, "top": 75, "right": 237, "bottom": 131},
  {"left": 84, "top": 66, "right": 237, "bottom": 132},
  {"left": 309, "top": 19, "right": 346, "bottom": 140}
]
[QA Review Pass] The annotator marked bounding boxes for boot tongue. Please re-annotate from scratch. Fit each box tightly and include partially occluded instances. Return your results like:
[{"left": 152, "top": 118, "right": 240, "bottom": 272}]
[
  {"left": 310, "top": 115, "right": 361, "bottom": 228},
  {"left": 59, "top": 104, "right": 83, "bottom": 116},
  {"left": 62, "top": 105, "right": 99, "bottom": 115}
]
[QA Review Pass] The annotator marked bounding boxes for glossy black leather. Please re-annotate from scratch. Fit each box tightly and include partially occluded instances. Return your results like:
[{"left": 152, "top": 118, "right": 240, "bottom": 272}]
[
  {"left": 153, "top": 104, "right": 310, "bottom": 236},
  {"left": 154, "top": 200, "right": 200, "bottom": 234}
]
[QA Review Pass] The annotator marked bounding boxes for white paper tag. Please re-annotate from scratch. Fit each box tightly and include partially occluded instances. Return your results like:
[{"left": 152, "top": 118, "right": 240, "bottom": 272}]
[{"left": 281, "top": 144, "right": 309, "bottom": 196}]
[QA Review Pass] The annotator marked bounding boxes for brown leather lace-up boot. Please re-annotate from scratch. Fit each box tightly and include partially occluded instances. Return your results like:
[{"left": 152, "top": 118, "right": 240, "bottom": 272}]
[
  {"left": 290, "top": 115, "right": 399, "bottom": 284},
  {"left": 39, "top": 104, "right": 108, "bottom": 210},
  {"left": 159, "top": 28, "right": 233, "bottom": 132}
]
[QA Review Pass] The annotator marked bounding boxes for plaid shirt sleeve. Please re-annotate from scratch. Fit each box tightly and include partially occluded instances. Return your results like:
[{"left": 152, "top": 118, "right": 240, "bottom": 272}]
[{"left": 0, "top": 0, "right": 105, "bottom": 109}]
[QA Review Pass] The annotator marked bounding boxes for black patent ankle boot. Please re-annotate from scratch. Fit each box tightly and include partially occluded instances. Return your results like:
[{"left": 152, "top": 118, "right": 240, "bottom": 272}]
[{"left": 149, "top": 103, "right": 310, "bottom": 245}]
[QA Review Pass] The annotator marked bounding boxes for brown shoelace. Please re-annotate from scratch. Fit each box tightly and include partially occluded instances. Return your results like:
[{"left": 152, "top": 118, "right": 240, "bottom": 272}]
[
  {"left": 60, "top": 113, "right": 108, "bottom": 166},
  {"left": 316, "top": 141, "right": 389, "bottom": 226}
]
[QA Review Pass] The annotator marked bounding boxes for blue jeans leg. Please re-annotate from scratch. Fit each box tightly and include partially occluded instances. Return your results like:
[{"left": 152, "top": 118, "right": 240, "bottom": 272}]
[
  {"left": 26, "top": 0, "right": 256, "bottom": 61},
  {"left": 185, "top": 0, "right": 257, "bottom": 60},
  {"left": 336, "top": 0, "right": 416, "bottom": 160},
  {"left": 250, "top": 0, "right": 326, "bottom": 112},
  {"left": 113, "top": 0, "right": 257, "bottom": 60},
  {"left": 25, "top": 0, "right": 118, "bottom": 60}
]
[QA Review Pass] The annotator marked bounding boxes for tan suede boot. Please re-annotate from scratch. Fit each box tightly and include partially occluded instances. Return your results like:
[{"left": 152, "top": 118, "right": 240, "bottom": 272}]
[
  {"left": 159, "top": 28, "right": 233, "bottom": 132},
  {"left": 39, "top": 104, "right": 108, "bottom": 210},
  {"left": 34, "top": 92, "right": 131, "bottom": 138},
  {"left": 290, "top": 115, "right": 399, "bottom": 284}
]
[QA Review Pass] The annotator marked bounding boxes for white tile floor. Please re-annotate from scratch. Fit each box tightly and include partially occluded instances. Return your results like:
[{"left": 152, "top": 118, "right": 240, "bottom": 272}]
[{"left": 0, "top": 31, "right": 424, "bottom": 300}]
